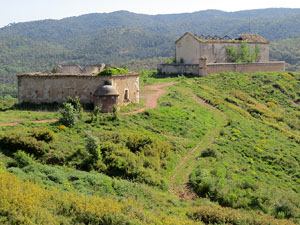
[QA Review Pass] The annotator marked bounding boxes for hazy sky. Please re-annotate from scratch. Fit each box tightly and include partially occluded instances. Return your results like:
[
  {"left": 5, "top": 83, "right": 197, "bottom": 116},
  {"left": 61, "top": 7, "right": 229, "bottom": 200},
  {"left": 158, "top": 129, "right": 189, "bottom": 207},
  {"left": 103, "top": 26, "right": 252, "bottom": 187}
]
[{"left": 0, "top": 0, "right": 300, "bottom": 28}]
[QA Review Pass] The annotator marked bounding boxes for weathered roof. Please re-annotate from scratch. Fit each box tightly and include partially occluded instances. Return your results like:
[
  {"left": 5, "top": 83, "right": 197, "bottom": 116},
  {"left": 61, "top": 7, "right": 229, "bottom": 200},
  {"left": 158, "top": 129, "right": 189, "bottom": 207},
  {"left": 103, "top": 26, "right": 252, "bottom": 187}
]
[
  {"left": 237, "top": 34, "right": 269, "bottom": 44},
  {"left": 175, "top": 32, "right": 269, "bottom": 44},
  {"left": 94, "top": 85, "right": 119, "bottom": 97},
  {"left": 17, "top": 72, "right": 140, "bottom": 77}
]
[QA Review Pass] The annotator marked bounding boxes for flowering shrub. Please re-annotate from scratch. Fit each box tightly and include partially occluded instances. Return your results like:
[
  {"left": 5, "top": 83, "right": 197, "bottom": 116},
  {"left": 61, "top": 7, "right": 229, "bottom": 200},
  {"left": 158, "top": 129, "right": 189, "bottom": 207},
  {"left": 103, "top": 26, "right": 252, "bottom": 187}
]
[
  {"left": 58, "top": 125, "right": 67, "bottom": 131},
  {"left": 0, "top": 171, "right": 194, "bottom": 225},
  {"left": 190, "top": 205, "right": 294, "bottom": 225}
]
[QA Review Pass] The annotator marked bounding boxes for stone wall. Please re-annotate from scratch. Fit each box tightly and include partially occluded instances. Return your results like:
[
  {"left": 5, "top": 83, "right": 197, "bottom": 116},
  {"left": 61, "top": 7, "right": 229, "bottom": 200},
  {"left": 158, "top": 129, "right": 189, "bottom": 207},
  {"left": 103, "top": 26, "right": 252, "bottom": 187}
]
[
  {"left": 203, "top": 62, "right": 285, "bottom": 76},
  {"left": 157, "top": 64, "right": 199, "bottom": 75},
  {"left": 157, "top": 62, "right": 285, "bottom": 76},
  {"left": 17, "top": 73, "right": 139, "bottom": 105}
]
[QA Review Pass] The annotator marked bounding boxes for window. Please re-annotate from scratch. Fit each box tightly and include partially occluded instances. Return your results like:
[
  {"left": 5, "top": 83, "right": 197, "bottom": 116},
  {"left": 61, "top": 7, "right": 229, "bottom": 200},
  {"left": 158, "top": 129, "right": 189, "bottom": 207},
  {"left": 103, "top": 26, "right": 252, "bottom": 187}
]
[{"left": 124, "top": 89, "right": 129, "bottom": 101}]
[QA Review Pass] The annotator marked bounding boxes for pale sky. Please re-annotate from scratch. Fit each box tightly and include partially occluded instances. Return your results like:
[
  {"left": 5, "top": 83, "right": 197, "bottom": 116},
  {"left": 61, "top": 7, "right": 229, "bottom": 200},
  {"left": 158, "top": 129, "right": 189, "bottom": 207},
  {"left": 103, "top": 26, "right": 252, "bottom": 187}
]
[{"left": 0, "top": 0, "right": 300, "bottom": 28}]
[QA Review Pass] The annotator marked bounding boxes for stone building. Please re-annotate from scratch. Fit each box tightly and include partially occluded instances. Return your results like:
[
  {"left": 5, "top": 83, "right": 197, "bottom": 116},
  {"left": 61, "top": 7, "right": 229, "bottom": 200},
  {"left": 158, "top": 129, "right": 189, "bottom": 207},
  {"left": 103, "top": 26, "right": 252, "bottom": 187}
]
[
  {"left": 17, "top": 64, "right": 139, "bottom": 113},
  {"left": 158, "top": 32, "right": 285, "bottom": 76}
]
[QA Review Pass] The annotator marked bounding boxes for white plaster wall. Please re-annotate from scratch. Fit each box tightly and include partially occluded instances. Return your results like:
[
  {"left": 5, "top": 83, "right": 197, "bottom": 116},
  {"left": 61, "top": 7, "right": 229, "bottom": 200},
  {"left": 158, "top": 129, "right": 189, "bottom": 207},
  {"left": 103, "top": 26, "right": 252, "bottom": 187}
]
[{"left": 176, "top": 35, "right": 200, "bottom": 64}]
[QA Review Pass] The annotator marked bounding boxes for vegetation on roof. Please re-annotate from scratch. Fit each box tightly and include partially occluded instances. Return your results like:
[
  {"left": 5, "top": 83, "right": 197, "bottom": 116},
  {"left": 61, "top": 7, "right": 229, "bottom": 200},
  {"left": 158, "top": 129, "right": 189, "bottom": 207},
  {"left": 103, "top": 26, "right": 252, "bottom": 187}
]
[{"left": 97, "top": 67, "right": 129, "bottom": 76}]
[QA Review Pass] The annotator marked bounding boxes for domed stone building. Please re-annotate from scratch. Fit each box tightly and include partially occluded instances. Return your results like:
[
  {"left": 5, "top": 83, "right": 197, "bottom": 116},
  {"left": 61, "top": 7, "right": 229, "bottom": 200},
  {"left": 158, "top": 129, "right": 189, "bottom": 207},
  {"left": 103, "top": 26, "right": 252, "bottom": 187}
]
[
  {"left": 17, "top": 64, "right": 139, "bottom": 113},
  {"left": 93, "top": 84, "right": 119, "bottom": 113}
]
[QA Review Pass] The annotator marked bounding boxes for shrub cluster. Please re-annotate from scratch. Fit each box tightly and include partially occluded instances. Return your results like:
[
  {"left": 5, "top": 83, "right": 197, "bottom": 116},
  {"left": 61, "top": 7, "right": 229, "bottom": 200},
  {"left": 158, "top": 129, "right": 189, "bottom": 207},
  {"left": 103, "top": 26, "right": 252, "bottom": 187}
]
[
  {"left": 0, "top": 132, "right": 47, "bottom": 156},
  {"left": 76, "top": 131, "right": 173, "bottom": 187},
  {"left": 32, "top": 128, "right": 55, "bottom": 143},
  {"left": 0, "top": 171, "right": 195, "bottom": 225},
  {"left": 97, "top": 67, "right": 129, "bottom": 76},
  {"left": 190, "top": 205, "right": 294, "bottom": 225}
]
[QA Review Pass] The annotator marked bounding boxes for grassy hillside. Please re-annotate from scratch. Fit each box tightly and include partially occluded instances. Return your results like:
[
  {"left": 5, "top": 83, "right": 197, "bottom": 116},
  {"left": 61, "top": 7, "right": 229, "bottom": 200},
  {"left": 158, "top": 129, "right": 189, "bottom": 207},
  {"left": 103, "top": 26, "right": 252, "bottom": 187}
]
[{"left": 0, "top": 71, "right": 299, "bottom": 224}]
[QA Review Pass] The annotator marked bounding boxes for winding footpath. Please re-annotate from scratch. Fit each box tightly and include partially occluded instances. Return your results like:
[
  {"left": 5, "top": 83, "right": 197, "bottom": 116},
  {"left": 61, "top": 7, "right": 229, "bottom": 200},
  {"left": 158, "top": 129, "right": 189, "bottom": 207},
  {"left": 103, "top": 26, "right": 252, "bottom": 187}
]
[{"left": 168, "top": 88, "right": 227, "bottom": 199}]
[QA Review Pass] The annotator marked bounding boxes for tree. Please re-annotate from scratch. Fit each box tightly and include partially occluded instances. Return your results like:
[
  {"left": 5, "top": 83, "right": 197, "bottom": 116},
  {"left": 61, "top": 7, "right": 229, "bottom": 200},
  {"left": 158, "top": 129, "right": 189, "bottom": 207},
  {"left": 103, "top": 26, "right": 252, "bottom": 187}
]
[
  {"left": 226, "top": 42, "right": 261, "bottom": 63},
  {"left": 59, "top": 103, "right": 79, "bottom": 127}
]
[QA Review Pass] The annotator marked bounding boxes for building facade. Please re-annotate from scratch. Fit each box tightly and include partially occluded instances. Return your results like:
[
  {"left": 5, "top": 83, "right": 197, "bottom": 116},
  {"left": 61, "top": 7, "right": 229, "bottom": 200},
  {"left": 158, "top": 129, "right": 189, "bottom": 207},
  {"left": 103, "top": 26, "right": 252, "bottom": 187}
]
[
  {"left": 17, "top": 65, "right": 139, "bottom": 112},
  {"left": 158, "top": 32, "right": 285, "bottom": 76}
]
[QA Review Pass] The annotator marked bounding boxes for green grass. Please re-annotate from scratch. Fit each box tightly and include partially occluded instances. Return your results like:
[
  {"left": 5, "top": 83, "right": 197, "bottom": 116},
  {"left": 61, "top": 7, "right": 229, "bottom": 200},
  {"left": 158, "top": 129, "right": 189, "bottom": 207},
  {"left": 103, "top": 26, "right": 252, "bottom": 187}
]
[
  {"left": 0, "top": 110, "right": 58, "bottom": 124},
  {"left": 186, "top": 72, "right": 300, "bottom": 221},
  {"left": 0, "top": 71, "right": 299, "bottom": 224},
  {"left": 119, "top": 98, "right": 146, "bottom": 113}
]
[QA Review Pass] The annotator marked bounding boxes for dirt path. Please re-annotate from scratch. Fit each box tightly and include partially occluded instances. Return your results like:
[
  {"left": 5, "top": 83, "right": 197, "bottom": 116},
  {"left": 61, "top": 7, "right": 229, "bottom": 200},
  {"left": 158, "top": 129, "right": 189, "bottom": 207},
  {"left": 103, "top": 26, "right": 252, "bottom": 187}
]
[
  {"left": 169, "top": 89, "right": 227, "bottom": 199},
  {"left": 123, "top": 82, "right": 177, "bottom": 115},
  {"left": 0, "top": 119, "right": 58, "bottom": 127}
]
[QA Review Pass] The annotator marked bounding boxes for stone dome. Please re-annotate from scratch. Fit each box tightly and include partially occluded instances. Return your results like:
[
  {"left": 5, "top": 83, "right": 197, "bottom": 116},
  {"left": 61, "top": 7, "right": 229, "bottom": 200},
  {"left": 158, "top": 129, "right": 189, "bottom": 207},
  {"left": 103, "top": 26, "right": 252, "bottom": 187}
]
[{"left": 94, "top": 85, "right": 119, "bottom": 97}]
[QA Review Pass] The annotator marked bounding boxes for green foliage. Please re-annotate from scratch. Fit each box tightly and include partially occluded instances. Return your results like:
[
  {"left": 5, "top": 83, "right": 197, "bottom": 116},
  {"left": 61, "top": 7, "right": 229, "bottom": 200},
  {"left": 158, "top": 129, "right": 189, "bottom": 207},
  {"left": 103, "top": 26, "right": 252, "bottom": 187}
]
[
  {"left": 91, "top": 131, "right": 173, "bottom": 187},
  {"left": 187, "top": 72, "right": 300, "bottom": 220},
  {"left": 111, "top": 105, "right": 119, "bottom": 121},
  {"left": 165, "top": 57, "right": 176, "bottom": 64},
  {"left": 13, "top": 150, "right": 35, "bottom": 168},
  {"left": 59, "top": 103, "right": 80, "bottom": 127},
  {"left": 0, "top": 97, "right": 17, "bottom": 111},
  {"left": 226, "top": 42, "right": 261, "bottom": 63},
  {"left": 0, "top": 132, "right": 47, "bottom": 156},
  {"left": 66, "top": 96, "right": 83, "bottom": 119},
  {"left": 2, "top": 70, "right": 300, "bottom": 224},
  {"left": 31, "top": 128, "right": 55, "bottom": 143},
  {"left": 97, "top": 67, "right": 129, "bottom": 76},
  {"left": 190, "top": 205, "right": 294, "bottom": 225},
  {"left": 91, "top": 106, "right": 101, "bottom": 123},
  {"left": 85, "top": 134, "right": 106, "bottom": 171},
  {"left": 270, "top": 36, "right": 300, "bottom": 71}
]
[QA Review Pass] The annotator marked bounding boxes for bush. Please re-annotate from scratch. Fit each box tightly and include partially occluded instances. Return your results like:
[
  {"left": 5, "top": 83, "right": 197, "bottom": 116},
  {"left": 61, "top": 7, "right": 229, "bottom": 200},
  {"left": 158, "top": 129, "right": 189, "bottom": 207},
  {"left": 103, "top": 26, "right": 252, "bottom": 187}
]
[
  {"left": 91, "top": 106, "right": 101, "bottom": 123},
  {"left": 85, "top": 135, "right": 106, "bottom": 171},
  {"left": 97, "top": 68, "right": 129, "bottom": 76},
  {"left": 190, "top": 205, "right": 294, "bottom": 225},
  {"left": 59, "top": 103, "right": 80, "bottom": 127},
  {"left": 201, "top": 147, "right": 218, "bottom": 158},
  {"left": 32, "top": 128, "right": 55, "bottom": 143},
  {"left": 13, "top": 150, "right": 35, "bottom": 168},
  {"left": 67, "top": 96, "right": 83, "bottom": 119},
  {"left": 0, "top": 132, "right": 47, "bottom": 156}
]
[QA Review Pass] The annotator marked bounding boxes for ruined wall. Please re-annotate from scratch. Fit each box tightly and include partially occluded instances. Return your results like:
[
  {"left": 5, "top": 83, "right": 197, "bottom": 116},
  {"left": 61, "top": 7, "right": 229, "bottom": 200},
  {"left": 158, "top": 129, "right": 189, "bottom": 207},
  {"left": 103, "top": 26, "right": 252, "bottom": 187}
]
[
  {"left": 55, "top": 64, "right": 105, "bottom": 74},
  {"left": 202, "top": 62, "right": 285, "bottom": 76},
  {"left": 83, "top": 64, "right": 105, "bottom": 74},
  {"left": 18, "top": 74, "right": 139, "bottom": 105},
  {"left": 175, "top": 35, "right": 200, "bottom": 64},
  {"left": 56, "top": 65, "right": 83, "bottom": 74},
  {"left": 157, "top": 64, "right": 199, "bottom": 75},
  {"left": 175, "top": 34, "right": 270, "bottom": 65},
  {"left": 200, "top": 42, "right": 269, "bottom": 63},
  {"left": 157, "top": 62, "right": 285, "bottom": 76}
]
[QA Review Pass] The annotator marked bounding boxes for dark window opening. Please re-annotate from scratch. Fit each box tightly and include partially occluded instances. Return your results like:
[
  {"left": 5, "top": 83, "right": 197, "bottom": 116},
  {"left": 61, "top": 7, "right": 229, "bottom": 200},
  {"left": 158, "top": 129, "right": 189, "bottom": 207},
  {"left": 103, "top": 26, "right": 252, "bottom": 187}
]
[{"left": 124, "top": 89, "right": 129, "bottom": 101}]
